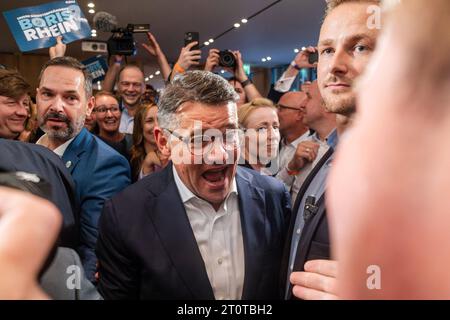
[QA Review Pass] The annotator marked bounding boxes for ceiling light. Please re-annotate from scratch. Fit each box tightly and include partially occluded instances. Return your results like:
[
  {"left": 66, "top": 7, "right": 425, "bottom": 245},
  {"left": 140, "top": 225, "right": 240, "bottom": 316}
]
[
  {"left": 241, "top": 19, "right": 248, "bottom": 24},
  {"left": 204, "top": 41, "right": 210, "bottom": 46},
  {"left": 221, "top": 70, "right": 225, "bottom": 74},
  {"left": 261, "top": 58, "right": 267, "bottom": 62},
  {"left": 91, "top": 33, "right": 97, "bottom": 37},
  {"left": 150, "top": 75, "right": 154, "bottom": 79},
  {"left": 145, "top": 77, "right": 149, "bottom": 81},
  {"left": 302, "top": 46, "right": 306, "bottom": 51},
  {"left": 266, "top": 56, "right": 272, "bottom": 61},
  {"left": 294, "top": 48, "right": 299, "bottom": 53},
  {"left": 91, "top": 29, "right": 97, "bottom": 33},
  {"left": 234, "top": 23, "right": 240, "bottom": 28},
  {"left": 155, "top": 70, "right": 161, "bottom": 75},
  {"left": 88, "top": 9, "right": 95, "bottom": 14},
  {"left": 87, "top": 3, "right": 95, "bottom": 8},
  {"left": 208, "top": 38, "right": 214, "bottom": 43}
]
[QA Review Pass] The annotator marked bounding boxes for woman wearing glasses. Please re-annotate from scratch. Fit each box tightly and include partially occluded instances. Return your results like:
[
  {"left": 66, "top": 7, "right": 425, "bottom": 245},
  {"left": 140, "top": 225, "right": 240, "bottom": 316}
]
[
  {"left": 238, "top": 98, "right": 281, "bottom": 175},
  {"left": 130, "top": 103, "right": 168, "bottom": 182},
  {"left": 94, "top": 91, "right": 132, "bottom": 160}
]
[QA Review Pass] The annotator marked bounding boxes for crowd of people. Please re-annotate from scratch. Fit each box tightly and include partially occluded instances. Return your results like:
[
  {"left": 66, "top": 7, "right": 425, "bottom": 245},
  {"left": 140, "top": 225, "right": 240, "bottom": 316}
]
[{"left": 0, "top": 0, "right": 449, "bottom": 300}]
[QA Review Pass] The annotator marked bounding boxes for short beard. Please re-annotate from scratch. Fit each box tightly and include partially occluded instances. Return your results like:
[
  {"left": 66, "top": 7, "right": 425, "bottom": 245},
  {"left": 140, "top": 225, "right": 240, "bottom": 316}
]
[
  {"left": 40, "top": 112, "right": 85, "bottom": 141},
  {"left": 323, "top": 95, "right": 356, "bottom": 117}
]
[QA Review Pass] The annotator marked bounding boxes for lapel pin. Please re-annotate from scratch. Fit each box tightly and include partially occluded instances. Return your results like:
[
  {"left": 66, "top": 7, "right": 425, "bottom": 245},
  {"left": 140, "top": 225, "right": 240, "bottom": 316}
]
[{"left": 65, "top": 160, "right": 72, "bottom": 169}]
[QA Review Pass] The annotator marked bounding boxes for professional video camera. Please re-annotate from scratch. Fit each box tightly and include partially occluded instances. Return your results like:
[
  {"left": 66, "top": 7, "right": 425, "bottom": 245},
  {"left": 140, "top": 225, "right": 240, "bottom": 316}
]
[
  {"left": 93, "top": 12, "right": 149, "bottom": 56},
  {"left": 107, "top": 24, "right": 150, "bottom": 56}
]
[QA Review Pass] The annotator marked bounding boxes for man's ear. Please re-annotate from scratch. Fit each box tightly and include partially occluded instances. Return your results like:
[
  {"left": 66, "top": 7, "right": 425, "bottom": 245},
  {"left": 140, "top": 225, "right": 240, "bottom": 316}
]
[
  {"left": 86, "top": 96, "right": 95, "bottom": 117},
  {"left": 154, "top": 126, "right": 171, "bottom": 157}
]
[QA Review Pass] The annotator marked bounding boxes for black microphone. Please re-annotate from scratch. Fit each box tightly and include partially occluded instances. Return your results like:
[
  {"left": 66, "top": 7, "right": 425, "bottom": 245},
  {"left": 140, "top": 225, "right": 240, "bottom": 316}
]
[{"left": 93, "top": 11, "right": 118, "bottom": 32}]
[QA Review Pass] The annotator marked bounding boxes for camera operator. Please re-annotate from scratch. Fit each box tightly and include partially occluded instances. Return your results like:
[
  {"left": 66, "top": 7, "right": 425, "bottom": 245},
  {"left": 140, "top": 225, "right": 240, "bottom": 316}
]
[
  {"left": 204, "top": 49, "right": 262, "bottom": 107},
  {"left": 103, "top": 32, "right": 169, "bottom": 134}
]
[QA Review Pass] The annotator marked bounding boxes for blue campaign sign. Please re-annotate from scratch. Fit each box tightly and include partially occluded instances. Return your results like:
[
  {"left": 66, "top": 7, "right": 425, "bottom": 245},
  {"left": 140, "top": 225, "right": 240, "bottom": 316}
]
[
  {"left": 82, "top": 55, "right": 108, "bottom": 83},
  {"left": 3, "top": 1, "right": 91, "bottom": 52}
]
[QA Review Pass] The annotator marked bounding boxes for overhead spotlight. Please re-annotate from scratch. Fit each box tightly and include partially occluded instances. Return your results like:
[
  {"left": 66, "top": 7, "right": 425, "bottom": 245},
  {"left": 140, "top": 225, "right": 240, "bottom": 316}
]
[
  {"left": 87, "top": 3, "right": 95, "bottom": 8},
  {"left": 208, "top": 38, "right": 214, "bottom": 43},
  {"left": 302, "top": 46, "right": 306, "bottom": 51},
  {"left": 145, "top": 77, "right": 149, "bottom": 81},
  {"left": 91, "top": 29, "right": 97, "bottom": 33},
  {"left": 234, "top": 23, "right": 241, "bottom": 28},
  {"left": 294, "top": 48, "right": 300, "bottom": 53},
  {"left": 220, "top": 70, "right": 225, "bottom": 74},
  {"left": 150, "top": 75, "right": 154, "bottom": 79},
  {"left": 266, "top": 56, "right": 272, "bottom": 61},
  {"left": 261, "top": 58, "right": 267, "bottom": 62},
  {"left": 241, "top": 19, "right": 248, "bottom": 24},
  {"left": 155, "top": 70, "right": 161, "bottom": 75},
  {"left": 204, "top": 41, "right": 210, "bottom": 46},
  {"left": 91, "top": 33, "right": 97, "bottom": 37},
  {"left": 88, "top": 9, "right": 95, "bottom": 14}
]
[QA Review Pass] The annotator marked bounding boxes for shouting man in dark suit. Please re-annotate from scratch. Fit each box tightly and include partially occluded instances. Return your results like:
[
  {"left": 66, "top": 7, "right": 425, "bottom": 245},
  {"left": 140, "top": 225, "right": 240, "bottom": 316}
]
[{"left": 97, "top": 70, "right": 291, "bottom": 300}]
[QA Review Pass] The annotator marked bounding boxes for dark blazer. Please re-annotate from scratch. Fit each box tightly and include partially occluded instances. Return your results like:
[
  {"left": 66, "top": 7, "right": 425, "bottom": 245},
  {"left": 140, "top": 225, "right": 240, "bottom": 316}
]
[
  {"left": 97, "top": 164, "right": 291, "bottom": 300},
  {"left": 0, "top": 139, "right": 78, "bottom": 248},
  {"left": 281, "top": 147, "right": 334, "bottom": 300},
  {"left": 62, "top": 128, "right": 131, "bottom": 281}
]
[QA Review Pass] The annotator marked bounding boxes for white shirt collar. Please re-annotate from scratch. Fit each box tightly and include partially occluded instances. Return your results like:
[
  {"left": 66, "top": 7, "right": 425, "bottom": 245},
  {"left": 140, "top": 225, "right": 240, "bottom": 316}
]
[
  {"left": 283, "top": 130, "right": 310, "bottom": 148},
  {"left": 172, "top": 165, "right": 238, "bottom": 204},
  {"left": 36, "top": 133, "right": 76, "bottom": 158}
]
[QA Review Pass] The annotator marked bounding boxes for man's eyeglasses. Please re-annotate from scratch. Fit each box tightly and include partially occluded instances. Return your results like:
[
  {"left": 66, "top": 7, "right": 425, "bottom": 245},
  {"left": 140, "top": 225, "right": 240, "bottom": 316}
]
[
  {"left": 164, "top": 128, "right": 244, "bottom": 156},
  {"left": 95, "top": 105, "right": 121, "bottom": 115},
  {"left": 276, "top": 103, "right": 303, "bottom": 111}
]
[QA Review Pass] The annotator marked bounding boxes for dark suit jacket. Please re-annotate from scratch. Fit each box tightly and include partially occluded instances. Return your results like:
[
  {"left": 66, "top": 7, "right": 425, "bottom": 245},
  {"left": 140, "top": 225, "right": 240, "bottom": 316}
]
[
  {"left": 281, "top": 147, "right": 334, "bottom": 300},
  {"left": 62, "top": 128, "right": 131, "bottom": 281},
  {"left": 97, "top": 164, "right": 291, "bottom": 300},
  {"left": 0, "top": 139, "right": 78, "bottom": 248}
]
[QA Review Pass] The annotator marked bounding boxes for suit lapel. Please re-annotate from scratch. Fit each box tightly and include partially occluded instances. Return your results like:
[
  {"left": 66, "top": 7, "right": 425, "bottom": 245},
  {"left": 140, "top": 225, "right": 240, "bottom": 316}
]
[
  {"left": 146, "top": 165, "right": 215, "bottom": 299},
  {"left": 61, "top": 129, "right": 90, "bottom": 174},
  {"left": 287, "top": 193, "right": 326, "bottom": 299},
  {"left": 280, "top": 147, "right": 334, "bottom": 293},
  {"left": 235, "top": 168, "right": 267, "bottom": 300}
]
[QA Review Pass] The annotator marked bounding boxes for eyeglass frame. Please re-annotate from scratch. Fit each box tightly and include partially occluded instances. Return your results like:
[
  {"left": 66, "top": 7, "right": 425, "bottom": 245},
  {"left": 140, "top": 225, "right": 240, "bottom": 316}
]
[{"left": 163, "top": 127, "right": 244, "bottom": 156}]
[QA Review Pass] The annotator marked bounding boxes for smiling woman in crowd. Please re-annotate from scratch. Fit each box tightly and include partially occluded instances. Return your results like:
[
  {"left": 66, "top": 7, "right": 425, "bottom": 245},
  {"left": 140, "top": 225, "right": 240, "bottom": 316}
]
[{"left": 94, "top": 91, "right": 132, "bottom": 160}]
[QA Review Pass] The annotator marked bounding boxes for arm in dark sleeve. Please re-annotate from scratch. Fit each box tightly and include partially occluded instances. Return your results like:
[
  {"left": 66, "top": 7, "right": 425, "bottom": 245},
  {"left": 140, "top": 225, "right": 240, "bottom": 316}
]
[{"left": 96, "top": 199, "right": 139, "bottom": 300}]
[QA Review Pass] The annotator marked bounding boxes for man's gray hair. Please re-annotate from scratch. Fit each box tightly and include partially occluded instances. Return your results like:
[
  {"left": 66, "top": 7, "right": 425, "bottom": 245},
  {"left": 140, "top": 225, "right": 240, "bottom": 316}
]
[{"left": 157, "top": 70, "right": 239, "bottom": 130}]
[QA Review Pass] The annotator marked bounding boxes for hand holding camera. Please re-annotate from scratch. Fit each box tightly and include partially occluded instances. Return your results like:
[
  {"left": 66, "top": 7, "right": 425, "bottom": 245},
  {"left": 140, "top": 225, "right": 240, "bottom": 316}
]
[{"left": 293, "top": 46, "right": 318, "bottom": 69}]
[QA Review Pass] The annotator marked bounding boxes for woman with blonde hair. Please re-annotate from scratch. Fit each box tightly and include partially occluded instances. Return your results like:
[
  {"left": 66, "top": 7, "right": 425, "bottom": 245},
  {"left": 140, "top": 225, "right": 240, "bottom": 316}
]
[
  {"left": 130, "top": 103, "right": 168, "bottom": 181},
  {"left": 238, "top": 98, "right": 281, "bottom": 175}
]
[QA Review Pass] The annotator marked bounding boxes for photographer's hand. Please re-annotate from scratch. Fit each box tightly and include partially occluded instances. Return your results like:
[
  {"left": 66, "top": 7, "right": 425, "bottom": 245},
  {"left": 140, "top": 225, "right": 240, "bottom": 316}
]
[
  {"left": 294, "top": 46, "right": 318, "bottom": 69},
  {"left": 49, "top": 36, "right": 66, "bottom": 59},
  {"left": 102, "top": 55, "right": 123, "bottom": 93},
  {"left": 228, "top": 51, "right": 262, "bottom": 101},
  {"left": 204, "top": 49, "right": 220, "bottom": 72}
]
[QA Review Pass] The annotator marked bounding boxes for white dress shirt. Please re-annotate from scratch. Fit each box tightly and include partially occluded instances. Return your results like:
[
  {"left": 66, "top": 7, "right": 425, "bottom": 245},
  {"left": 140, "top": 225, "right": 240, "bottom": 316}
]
[
  {"left": 119, "top": 107, "right": 134, "bottom": 134},
  {"left": 172, "top": 166, "right": 245, "bottom": 300},
  {"left": 290, "top": 132, "right": 330, "bottom": 205},
  {"left": 36, "top": 134, "right": 75, "bottom": 158},
  {"left": 275, "top": 131, "right": 310, "bottom": 188}
]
